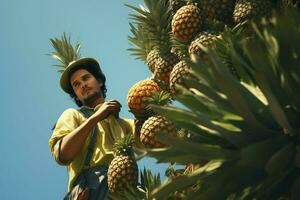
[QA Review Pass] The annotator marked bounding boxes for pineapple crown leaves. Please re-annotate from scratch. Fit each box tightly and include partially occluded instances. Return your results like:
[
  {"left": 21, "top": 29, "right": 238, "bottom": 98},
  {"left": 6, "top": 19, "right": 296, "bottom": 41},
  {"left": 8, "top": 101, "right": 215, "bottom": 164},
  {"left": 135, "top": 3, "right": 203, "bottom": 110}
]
[
  {"left": 126, "top": 0, "right": 173, "bottom": 54},
  {"left": 113, "top": 134, "right": 136, "bottom": 157},
  {"left": 127, "top": 22, "right": 153, "bottom": 62},
  {"left": 49, "top": 32, "right": 81, "bottom": 73},
  {"left": 139, "top": 168, "right": 161, "bottom": 194},
  {"left": 144, "top": 91, "right": 173, "bottom": 109}
]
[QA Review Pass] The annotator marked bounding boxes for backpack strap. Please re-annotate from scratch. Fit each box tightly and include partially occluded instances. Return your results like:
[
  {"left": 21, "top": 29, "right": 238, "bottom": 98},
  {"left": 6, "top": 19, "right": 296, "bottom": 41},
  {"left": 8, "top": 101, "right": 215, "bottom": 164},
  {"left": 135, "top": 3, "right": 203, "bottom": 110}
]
[{"left": 78, "top": 107, "right": 98, "bottom": 168}]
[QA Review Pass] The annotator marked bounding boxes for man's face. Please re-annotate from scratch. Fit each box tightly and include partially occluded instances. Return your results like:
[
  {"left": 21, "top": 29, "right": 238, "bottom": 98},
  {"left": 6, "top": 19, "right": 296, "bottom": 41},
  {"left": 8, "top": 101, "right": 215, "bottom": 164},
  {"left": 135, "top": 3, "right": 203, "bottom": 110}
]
[{"left": 70, "top": 68, "right": 103, "bottom": 105}]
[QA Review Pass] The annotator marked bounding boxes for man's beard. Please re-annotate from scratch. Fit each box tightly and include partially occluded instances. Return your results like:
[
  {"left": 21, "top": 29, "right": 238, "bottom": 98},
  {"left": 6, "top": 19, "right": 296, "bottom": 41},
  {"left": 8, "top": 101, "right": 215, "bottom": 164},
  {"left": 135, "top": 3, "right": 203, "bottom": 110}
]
[{"left": 82, "top": 90, "right": 102, "bottom": 106}]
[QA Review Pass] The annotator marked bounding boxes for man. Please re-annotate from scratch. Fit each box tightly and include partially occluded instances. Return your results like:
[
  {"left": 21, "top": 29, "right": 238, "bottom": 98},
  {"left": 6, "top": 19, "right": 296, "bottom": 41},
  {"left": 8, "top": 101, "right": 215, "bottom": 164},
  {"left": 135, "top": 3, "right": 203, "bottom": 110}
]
[{"left": 49, "top": 58, "right": 137, "bottom": 200}]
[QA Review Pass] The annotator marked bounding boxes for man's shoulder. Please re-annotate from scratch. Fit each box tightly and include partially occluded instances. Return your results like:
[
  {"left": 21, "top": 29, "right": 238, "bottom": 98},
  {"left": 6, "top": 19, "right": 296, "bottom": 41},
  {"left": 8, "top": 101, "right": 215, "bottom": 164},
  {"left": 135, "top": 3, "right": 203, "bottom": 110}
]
[
  {"left": 60, "top": 108, "right": 80, "bottom": 115},
  {"left": 57, "top": 108, "right": 84, "bottom": 120}
]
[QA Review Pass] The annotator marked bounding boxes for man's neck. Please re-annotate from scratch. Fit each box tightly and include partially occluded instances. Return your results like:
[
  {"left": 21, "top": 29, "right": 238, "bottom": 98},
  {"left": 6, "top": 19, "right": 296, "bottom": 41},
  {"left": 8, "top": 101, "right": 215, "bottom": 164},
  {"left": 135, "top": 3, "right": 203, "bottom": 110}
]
[{"left": 85, "top": 97, "right": 105, "bottom": 108}]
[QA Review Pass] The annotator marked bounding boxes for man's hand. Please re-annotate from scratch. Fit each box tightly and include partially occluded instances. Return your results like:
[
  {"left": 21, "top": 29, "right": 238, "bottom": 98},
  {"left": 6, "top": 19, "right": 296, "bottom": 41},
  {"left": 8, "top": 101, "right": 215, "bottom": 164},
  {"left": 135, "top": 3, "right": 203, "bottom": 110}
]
[{"left": 92, "top": 100, "right": 122, "bottom": 121}]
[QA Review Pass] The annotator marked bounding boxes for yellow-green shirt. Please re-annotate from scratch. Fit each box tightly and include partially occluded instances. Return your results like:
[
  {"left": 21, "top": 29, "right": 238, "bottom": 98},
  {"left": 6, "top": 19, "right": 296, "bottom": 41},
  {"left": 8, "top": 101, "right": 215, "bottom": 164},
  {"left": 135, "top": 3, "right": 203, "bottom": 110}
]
[{"left": 49, "top": 104, "right": 136, "bottom": 191}]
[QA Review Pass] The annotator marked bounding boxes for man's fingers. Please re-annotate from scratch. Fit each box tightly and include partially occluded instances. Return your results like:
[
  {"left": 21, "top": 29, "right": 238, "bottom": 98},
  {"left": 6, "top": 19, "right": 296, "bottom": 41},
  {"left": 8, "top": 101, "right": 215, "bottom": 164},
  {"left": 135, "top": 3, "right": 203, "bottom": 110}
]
[{"left": 108, "top": 99, "right": 122, "bottom": 107}]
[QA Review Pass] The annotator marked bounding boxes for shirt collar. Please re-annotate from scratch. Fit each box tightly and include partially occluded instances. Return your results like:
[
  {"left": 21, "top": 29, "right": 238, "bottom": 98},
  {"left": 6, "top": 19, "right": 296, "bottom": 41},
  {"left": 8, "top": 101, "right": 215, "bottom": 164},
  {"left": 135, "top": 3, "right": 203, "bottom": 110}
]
[{"left": 81, "top": 102, "right": 105, "bottom": 112}]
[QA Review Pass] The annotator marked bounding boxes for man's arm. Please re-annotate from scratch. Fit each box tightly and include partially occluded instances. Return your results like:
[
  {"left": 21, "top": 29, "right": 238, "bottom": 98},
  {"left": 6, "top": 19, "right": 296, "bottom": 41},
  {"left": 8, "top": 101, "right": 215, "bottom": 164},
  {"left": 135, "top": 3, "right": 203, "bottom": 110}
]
[{"left": 59, "top": 100, "right": 121, "bottom": 164}]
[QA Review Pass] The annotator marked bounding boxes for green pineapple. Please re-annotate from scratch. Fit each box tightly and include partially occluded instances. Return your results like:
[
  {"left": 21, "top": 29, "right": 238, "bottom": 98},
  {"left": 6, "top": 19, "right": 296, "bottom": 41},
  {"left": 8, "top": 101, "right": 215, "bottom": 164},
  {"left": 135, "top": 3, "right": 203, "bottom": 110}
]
[{"left": 233, "top": 0, "right": 274, "bottom": 24}]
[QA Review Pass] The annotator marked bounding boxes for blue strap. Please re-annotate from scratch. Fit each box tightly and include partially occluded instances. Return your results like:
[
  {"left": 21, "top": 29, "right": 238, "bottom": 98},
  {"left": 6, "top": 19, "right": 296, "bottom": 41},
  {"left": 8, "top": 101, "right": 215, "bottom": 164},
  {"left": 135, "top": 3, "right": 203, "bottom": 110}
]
[{"left": 78, "top": 107, "right": 98, "bottom": 167}]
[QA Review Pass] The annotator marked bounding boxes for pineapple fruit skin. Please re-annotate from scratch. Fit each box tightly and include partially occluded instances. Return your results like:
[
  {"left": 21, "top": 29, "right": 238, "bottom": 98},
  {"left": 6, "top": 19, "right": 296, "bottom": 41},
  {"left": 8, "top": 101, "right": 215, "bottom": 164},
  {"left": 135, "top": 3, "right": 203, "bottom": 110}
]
[
  {"left": 154, "top": 52, "right": 180, "bottom": 85},
  {"left": 233, "top": 0, "right": 274, "bottom": 24},
  {"left": 107, "top": 155, "right": 138, "bottom": 194},
  {"left": 171, "top": 5, "right": 203, "bottom": 42},
  {"left": 188, "top": 31, "right": 218, "bottom": 61},
  {"left": 127, "top": 79, "right": 161, "bottom": 119},
  {"left": 169, "top": 60, "right": 191, "bottom": 96},
  {"left": 140, "top": 115, "right": 178, "bottom": 148},
  {"left": 146, "top": 49, "right": 160, "bottom": 73}
]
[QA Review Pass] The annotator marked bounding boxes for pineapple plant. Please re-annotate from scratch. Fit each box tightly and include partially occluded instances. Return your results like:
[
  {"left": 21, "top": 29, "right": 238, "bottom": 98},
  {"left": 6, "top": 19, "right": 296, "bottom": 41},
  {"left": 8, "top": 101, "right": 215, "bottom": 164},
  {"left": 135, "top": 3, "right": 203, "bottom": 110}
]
[
  {"left": 144, "top": 9, "right": 300, "bottom": 199},
  {"left": 233, "top": 0, "right": 274, "bottom": 24},
  {"left": 171, "top": 4, "right": 203, "bottom": 42},
  {"left": 140, "top": 91, "right": 178, "bottom": 148},
  {"left": 127, "top": 78, "right": 161, "bottom": 119},
  {"left": 107, "top": 135, "right": 138, "bottom": 195},
  {"left": 198, "top": 0, "right": 236, "bottom": 24},
  {"left": 123, "top": 0, "right": 300, "bottom": 200}
]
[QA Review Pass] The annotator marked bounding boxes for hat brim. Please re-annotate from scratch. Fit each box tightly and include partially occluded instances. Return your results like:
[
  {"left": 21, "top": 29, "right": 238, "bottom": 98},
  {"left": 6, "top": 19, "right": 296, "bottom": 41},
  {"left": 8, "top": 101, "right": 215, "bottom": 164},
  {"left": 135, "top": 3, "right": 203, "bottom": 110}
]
[{"left": 60, "top": 57, "right": 100, "bottom": 93}]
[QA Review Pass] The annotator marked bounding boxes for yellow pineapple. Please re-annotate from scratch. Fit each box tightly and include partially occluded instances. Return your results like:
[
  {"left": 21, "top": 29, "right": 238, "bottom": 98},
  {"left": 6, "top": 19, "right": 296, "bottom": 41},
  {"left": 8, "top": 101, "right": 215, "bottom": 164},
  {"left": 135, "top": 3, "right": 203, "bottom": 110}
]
[
  {"left": 107, "top": 135, "right": 138, "bottom": 195},
  {"left": 140, "top": 92, "right": 178, "bottom": 148},
  {"left": 171, "top": 4, "right": 203, "bottom": 42},
  {"left": 127, "top": 79, "right": 161, "bottom": 119}
]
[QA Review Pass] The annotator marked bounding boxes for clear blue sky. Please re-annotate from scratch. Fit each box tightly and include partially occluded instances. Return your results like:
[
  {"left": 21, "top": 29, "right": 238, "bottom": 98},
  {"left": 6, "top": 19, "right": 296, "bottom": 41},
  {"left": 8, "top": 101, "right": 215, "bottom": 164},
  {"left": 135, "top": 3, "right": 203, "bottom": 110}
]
[{"left": 0, "top": 1, "right": 169, "bottom": 199}]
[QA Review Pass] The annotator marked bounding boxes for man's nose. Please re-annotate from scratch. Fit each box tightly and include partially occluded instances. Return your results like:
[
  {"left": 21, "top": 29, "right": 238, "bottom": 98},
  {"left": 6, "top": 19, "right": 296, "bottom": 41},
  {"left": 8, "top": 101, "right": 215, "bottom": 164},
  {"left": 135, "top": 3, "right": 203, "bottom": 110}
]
[{"left": 81, "top": 82, "right": 88, "bottom": 89}]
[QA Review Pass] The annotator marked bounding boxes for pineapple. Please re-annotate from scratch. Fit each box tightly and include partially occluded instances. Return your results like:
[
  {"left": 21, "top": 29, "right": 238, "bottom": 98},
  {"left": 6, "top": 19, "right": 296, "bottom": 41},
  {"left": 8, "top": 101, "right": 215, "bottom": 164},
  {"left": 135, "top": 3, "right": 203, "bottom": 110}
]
[
  {"left": 146, "top": 48, "right": 160, "bottom": 73},
  {"left": 127, "top": 78, "right": 161, "bottom": 119},
  {"left": 169, "top": 60, "right": 191, "bottom": 96},
  {"left": 233, "top": 0, "right": 274, "bottom": 24},
  {"left": 188, "top": 31, "right": 219, "bottom": 61},
  {"left": 171, "top": 4, "right": 203, "bottom": 42},
  {"left": 107, "top": 135, "right": 138, "bottom": 195},
  {"left": 141, "top": 115, "right": 178, "bottom": 148},
  {"left": 140, "top": 92, "right": 178, "bottom": 148},
  {"left": 154, "top": 51, "right": 180, "bottom": 85},
  {"left": 199, "top": 0, "right": 236, "bottom": 24}
]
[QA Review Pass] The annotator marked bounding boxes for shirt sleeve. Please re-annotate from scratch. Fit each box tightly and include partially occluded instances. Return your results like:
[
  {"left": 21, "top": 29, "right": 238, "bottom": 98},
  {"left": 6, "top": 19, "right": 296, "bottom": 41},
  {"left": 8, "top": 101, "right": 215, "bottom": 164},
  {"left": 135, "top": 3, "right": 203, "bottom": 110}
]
[{"left": 49, "top": 108, "right": 81, "bottom": 165}]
